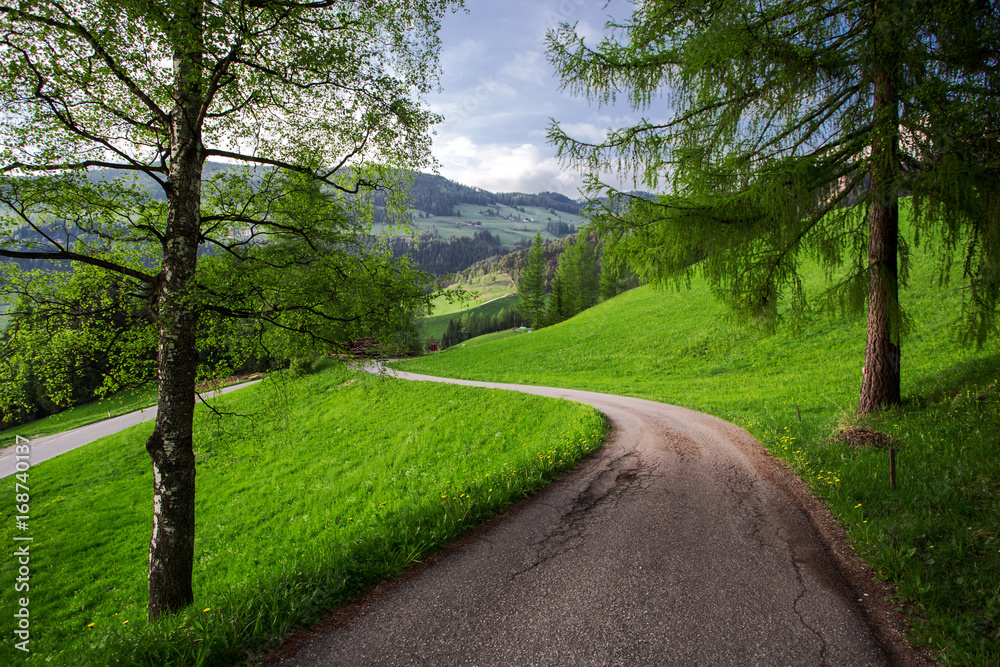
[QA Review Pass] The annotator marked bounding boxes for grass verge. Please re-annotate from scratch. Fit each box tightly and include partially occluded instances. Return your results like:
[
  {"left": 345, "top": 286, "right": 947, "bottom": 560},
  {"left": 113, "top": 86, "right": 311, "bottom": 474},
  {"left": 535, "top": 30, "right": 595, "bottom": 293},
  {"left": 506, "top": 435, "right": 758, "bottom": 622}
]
[{"left": 0, "top": 365, "right": 607, "bottom": 665}]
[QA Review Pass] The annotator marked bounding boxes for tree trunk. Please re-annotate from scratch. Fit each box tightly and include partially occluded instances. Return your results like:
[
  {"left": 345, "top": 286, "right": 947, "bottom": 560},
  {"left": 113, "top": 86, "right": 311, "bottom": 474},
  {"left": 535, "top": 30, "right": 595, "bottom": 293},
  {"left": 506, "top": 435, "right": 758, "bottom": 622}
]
[
  {"left": 858, "top": 0, "right": 902, "bottom": 416},
  {"left": 147, "top": 1, "right": 205, "bottom": 620}
]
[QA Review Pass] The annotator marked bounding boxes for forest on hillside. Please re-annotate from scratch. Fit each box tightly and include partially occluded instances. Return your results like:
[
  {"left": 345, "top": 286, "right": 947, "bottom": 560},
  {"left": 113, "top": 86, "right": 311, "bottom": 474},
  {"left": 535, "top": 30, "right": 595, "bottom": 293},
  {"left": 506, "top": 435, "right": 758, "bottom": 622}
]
[{"left": 372, "top": 172, "right": 585, "bottom": 219}]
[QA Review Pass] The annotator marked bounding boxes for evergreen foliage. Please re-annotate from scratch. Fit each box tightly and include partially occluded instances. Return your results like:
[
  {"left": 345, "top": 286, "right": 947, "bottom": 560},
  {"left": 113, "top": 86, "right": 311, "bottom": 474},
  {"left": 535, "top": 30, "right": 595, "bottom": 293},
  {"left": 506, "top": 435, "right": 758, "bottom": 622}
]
[
  {"left": 545, "top": 220, "right": 578, "bottom": 237},
  {"left": 599, "top": 260, "right": 643, "bottom": 302},
  {"left": 517, "top": 232, "right": 548, "bottom": 328},
  {"left": 548, "top": 0, "right": 1000, "bottom": 415},
  {"left": 388, "top": 229, "right": 504, "bottom": 276},
  {"left": 547, "top": 233, "right": 600, "bottom": 324},
  {"left": 439, "top": 306, "right": 525, "bottom": 348}
]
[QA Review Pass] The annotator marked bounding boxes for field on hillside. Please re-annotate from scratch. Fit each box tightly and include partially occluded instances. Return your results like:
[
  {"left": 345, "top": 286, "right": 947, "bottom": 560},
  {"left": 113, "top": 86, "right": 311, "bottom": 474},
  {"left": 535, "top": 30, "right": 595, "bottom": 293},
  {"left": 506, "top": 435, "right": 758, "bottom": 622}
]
[
  {"left": 0, "top": 365, "right": 607, "bottom": 666},
  {"left": 429, "top": 271, "right": 516, "bottom": 317},
  {"left": 422, "top": 294, "right": 521, "bottom": 341},
  {"left": 396, "top": 211, "right": 1000, "bottom": 664},
  {"left": 375, "top": 202, "right": 586, "bottom": 250}
]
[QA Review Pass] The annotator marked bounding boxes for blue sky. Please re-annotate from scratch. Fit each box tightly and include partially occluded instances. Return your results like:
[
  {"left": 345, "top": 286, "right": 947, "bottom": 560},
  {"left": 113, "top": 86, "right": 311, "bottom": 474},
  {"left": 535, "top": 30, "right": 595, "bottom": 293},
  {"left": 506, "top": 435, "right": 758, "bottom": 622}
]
[{"left": 428, "top": 0, "right": 638, "bottom": 197}]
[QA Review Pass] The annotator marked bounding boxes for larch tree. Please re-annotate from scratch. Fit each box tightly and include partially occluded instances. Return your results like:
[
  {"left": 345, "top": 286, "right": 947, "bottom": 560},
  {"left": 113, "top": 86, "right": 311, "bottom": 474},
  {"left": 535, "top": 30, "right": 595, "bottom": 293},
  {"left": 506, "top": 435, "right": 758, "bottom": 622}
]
[
  {"left": 0, "top": 0, "right": 461, "bottom": 619},
  {"left": 548, "top": 0, "right": 999, "bottom": 415}
]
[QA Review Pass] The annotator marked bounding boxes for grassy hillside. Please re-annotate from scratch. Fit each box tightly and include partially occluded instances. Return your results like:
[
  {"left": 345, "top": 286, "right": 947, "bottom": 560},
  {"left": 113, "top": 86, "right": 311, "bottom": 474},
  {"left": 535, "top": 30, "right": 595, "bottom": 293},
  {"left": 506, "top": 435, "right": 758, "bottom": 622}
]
[
  {"left": 0, "top": 365, "right": 606, "bottom": 665},
  {"left": 397, "top": 217, "right": 1000, "bottom": 664},
  {"left": 429, "top": 271, "right": 516, "bottom": 317},
  {"left": 422, "top": 294, "right": 520, "bottom": 341},
  {"left": 375, "top": 201, "right": 586, "bottom": 250}
]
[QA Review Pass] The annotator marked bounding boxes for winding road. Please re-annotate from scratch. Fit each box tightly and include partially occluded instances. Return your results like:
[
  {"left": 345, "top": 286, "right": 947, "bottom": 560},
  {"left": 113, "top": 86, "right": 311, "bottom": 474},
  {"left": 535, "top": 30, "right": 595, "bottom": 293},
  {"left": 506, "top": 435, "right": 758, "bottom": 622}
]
[
  {"left": 0, "top": 380, "right": 260, "bottom": 479},
  {"left": 269, "top": 369, "right": 906, "bottom": 666}
]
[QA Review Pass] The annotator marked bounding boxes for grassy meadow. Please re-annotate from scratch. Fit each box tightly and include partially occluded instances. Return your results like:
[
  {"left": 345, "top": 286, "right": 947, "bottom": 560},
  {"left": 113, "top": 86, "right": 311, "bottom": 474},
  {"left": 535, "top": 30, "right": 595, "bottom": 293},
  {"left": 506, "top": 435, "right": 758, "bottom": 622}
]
[
  {"left": 0, "top": 364, "right": 607, "bottom": 665},
  {"left": 376, "top": 202, "right": 586, "bottom": 250},
  {"left": 422, "top": 293, "right": 520, "bottom": 341},
  {"left": 396, "top": 214, "right": 1000, "bottom": 664},
  {"left": 427, "top": 271, "right": 516, "bottom": 318}
]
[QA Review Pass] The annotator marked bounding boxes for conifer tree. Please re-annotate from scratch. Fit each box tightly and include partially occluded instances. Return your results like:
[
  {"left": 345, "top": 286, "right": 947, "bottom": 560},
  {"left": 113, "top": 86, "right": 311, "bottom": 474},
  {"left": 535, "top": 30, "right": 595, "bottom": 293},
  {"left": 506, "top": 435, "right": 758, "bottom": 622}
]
[
  {"left": 517, "top": 232, "right": 547, "bottom": 328},
  {"left": 575, "top": 234, "right": 601, "bottom": 311},
  {"left": 549, "top": 0, "right": 999, "bottom": 415},
  {"left": 554, "top": 238, "right": 581, "bottom": 319}
]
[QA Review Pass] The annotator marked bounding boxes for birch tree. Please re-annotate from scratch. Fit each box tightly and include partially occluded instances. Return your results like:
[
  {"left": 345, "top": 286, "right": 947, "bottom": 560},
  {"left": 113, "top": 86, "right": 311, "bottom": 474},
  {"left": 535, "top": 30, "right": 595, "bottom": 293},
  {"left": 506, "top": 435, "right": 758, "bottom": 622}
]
[{"left": 0, "top": 0, "right": 460, "bottom": 619}]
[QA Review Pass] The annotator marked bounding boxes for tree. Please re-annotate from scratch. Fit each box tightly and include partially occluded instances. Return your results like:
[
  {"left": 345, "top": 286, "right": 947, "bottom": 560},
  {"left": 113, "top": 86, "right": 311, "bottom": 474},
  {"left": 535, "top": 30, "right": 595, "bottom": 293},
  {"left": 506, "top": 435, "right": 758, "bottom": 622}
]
[
  {"left": 0, "top": 260, "right": 158, "bottom": 427},
  {"left": 599, "top": 259, "right": 642, "bottom": 302},
  {"left": 0, "top": 0, "right": 460, "bottom": 619},
  {"left": 574, "top": 233, "right": 600, "bottom": 311},
  {"left": 548, "top": 0, "right": 999, "bottom": 415},
  {"left": 552, "top": 238, "right": 580, "bottom": 320},
  {"left": 517, "top": 231, "right": 547, "bottom": 328}
]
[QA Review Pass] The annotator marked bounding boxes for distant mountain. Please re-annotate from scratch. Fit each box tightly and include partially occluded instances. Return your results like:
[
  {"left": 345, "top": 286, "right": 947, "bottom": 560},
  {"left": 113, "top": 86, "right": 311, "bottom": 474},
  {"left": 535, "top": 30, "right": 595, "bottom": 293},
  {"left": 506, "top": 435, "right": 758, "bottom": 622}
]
[
  {"left": 380, "top": 172, "right": 584, "bottom": 218},
  {"left": 80, "top": 165, "right": 587, "bottom": 217},
  {"left": 2, "top": 166, "right": 592, "bottom": 276}
]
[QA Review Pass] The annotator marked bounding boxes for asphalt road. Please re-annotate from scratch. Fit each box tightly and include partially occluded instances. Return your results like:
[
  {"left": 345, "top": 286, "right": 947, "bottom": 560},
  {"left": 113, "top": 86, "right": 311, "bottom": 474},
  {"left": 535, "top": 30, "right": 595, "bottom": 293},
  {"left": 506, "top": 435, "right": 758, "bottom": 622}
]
[
  {"left": 268, "top": 369, "right": 892, "bottom": 666},
  {"left": 0, "top": 380, "right": 260, "bottom": 479}
]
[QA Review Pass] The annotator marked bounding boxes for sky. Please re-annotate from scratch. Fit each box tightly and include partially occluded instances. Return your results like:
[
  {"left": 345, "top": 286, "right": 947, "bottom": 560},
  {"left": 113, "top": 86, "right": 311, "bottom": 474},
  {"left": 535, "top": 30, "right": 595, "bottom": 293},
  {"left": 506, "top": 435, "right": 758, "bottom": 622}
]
[{"left": 428, "top": 0, "right": 639, "bottom": 198}]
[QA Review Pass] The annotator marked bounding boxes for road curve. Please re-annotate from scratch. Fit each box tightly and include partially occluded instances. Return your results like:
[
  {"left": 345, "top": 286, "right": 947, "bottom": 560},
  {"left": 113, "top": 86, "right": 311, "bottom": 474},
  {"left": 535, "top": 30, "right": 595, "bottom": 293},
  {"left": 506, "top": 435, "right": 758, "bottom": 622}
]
[
  {"left": 0, "top": 380, "right": 261, "bottom": 479},
  {"left": 269, "top": 368, "right": 890, "bottom": 666}
]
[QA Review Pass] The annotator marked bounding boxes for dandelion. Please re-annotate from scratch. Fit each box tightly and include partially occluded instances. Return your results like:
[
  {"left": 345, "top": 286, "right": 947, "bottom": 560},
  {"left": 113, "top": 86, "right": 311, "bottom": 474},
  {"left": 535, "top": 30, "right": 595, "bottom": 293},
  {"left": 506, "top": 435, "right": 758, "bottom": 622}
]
[
  {"left": 203, "top": 608, "right": 211, "bottom": 613},
  {"left": 86, "top": 623, "right": 95, "bottom": 628},
  {"left": 122, "top": 620, "right": 129, "bottom": 625}
]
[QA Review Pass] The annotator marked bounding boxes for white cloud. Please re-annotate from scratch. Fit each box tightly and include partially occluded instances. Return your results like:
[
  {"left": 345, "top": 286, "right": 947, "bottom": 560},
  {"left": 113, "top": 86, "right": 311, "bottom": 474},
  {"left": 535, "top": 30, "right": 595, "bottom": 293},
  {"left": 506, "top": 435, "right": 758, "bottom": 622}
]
[
  {"left": 571, "top": 19, "right": 607, "bottom": 45},
  {"left": 425, "top": 0, "right": 643, "bottom": 197},
  {"left": 434, "top": 137, "right": 584, "bottom": 196}
]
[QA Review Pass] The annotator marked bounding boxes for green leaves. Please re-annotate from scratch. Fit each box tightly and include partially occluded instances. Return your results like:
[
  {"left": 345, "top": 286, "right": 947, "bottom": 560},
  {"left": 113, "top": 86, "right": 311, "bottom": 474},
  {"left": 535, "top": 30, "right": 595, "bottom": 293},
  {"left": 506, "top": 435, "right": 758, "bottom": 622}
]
[
  {"left": 0, "top": 260, "right": 158, "bottom": 424},
  {"left": 550, "top": 0, "right": 999, "bottom": 370}
]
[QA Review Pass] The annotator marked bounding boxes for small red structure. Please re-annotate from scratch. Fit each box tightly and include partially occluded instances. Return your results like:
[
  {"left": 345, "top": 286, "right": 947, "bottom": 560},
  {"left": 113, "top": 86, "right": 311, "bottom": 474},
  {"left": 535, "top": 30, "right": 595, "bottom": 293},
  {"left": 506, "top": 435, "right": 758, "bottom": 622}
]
[{"left": 429, "top": 343, "right": 438, "bottom": 352}]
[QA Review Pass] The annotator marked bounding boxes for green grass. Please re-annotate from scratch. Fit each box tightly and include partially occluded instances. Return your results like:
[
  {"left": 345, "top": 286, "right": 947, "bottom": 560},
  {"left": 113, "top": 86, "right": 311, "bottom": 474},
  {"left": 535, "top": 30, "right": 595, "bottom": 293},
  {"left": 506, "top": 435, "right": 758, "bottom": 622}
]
[
  {"left": 0, "top": 385, "right": 159, "bottom": 447},
  {"left": 0, "top": 365, "right": 607, "bottom": 665},
  {"left": 422, "top": 294, "right": 521, "bottom": 341},
  {"left": 427, "top": 271, "right": 516, "bottom": 318},
  {"left": 374, "top": 203, "right": 586, "bottom": 250},
  {"left": 396, "top": 215, "right": 1000, "bottom": 664}
]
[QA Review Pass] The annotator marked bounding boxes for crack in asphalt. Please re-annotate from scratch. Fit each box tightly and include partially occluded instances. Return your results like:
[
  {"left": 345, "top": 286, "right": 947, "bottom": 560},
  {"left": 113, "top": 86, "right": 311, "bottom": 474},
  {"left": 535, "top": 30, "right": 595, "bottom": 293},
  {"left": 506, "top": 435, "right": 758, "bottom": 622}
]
[
  {"left": 791, "top": 554, "right": 831, "bottom": 667},
  {"left": 722, "top": 455, "right": 831, "bottom": 664},
  {"left": 512, "top": 449, "right": 647, "bottom": 581}
]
